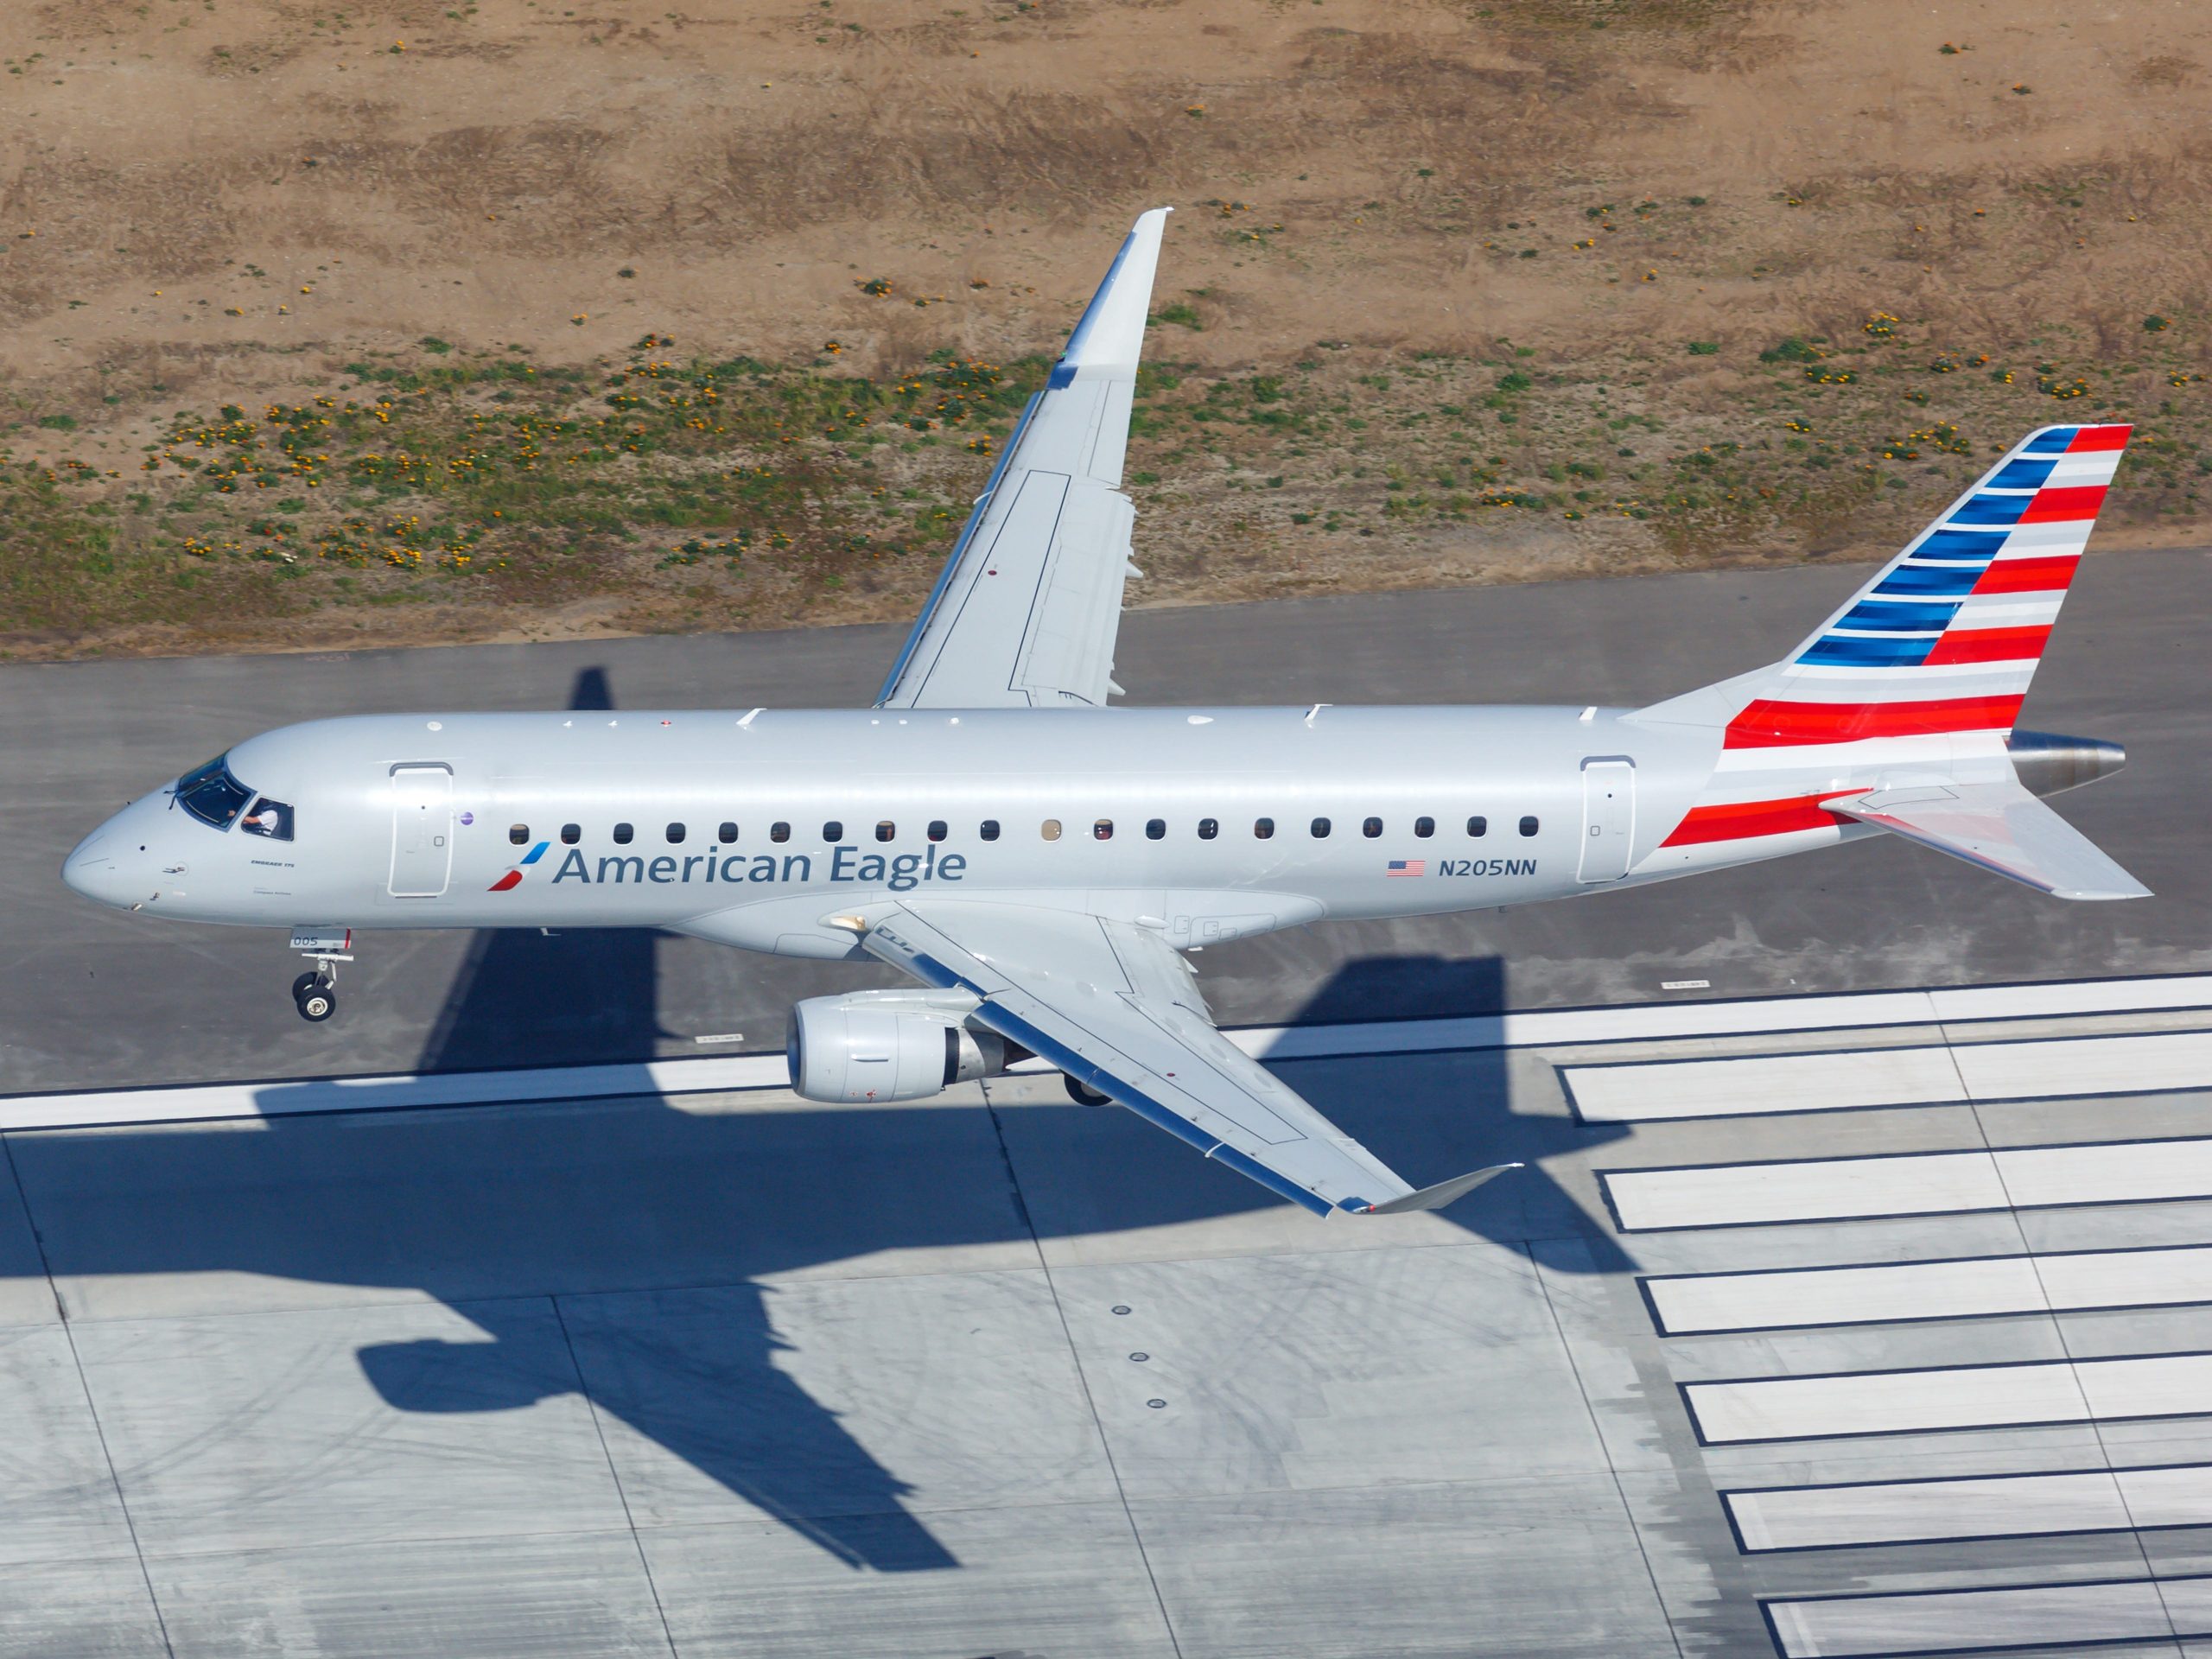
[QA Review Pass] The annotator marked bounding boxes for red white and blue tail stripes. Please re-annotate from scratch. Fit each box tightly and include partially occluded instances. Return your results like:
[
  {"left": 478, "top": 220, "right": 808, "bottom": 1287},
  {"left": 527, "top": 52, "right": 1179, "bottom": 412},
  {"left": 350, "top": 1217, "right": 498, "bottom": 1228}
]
[{"left": 1655, "top": 423, "right": 2130, "bottom": 855}]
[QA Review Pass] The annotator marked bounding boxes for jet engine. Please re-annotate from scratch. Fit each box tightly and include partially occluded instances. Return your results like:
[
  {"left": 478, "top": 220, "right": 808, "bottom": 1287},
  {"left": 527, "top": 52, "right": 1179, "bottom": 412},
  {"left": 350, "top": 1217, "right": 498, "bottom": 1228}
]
[{"left": 785, "top": 989, "right": 1017, "bottom": 1103}]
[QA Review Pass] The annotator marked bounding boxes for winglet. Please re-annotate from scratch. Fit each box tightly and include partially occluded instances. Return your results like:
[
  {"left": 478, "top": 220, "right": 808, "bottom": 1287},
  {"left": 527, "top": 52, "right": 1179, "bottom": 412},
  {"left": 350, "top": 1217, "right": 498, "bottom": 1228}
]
[
  {"left": 1355, "top": 1163, "right": 1522, "bottom": 1216},
  {"left": 1050, "top": 206, "right": 1172, "bottom": 388}
]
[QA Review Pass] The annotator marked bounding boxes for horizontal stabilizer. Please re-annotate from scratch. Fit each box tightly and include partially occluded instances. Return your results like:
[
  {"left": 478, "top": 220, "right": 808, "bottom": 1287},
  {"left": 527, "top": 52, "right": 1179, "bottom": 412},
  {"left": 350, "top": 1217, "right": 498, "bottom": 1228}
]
[
  {"left": 1828, "top": 779, "right": 2150, "bottom": 901},
  {"left": 1357, "top": 1163, "right": 1523, "bottom": 1215}
]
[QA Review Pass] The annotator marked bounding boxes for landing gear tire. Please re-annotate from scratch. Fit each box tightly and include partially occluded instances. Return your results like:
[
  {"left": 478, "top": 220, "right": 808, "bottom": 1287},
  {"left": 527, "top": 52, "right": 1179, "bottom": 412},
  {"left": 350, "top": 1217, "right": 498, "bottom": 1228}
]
[
  {"left": 1064, "top": 1076, "right": 1111, "bottom": 1106},
  {"left": 296, "top": 982, "right": 336, "bottom": 1023},
  {"left": 291, "top": 971, "right": 322, "bottom": 1001}
]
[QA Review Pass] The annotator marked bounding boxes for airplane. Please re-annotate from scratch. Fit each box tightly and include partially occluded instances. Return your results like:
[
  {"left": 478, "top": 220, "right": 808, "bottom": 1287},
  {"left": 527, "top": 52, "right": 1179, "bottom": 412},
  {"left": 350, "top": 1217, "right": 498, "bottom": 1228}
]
[{"left": 63, "top": 206, "right": 2145, "bottom": 1220}]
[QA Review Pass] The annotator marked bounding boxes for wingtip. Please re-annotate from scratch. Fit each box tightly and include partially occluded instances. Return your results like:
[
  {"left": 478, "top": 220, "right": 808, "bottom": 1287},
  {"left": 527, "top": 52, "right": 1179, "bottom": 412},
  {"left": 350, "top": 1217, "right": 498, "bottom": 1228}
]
[{"left": 1358, "top": 1162, "right": 1523, "bottom": 1216}]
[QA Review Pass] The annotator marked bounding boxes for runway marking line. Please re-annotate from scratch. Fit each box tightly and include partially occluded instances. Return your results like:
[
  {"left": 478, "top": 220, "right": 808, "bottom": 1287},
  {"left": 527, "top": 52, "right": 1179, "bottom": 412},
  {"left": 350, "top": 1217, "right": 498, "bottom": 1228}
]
[
  {"left": 1722, "top": 1460, "right": 2212, "bottom": 1554},
  {"left": 1641, "top": 1242, "right": 2212, "bottom": 1334},
  {"left": 1564, "top": 1025, "right": 2212, "bottom": 1124}
]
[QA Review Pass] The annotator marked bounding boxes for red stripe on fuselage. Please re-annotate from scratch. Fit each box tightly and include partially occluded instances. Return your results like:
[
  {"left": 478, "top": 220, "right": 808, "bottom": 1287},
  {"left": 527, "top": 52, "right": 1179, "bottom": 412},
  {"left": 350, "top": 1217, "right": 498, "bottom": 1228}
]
[
  {"left": 1724, "top": 693, "right": 2025, "bottom": 747},
  {"left": 2018, "top": 485, "right": 2107, "bottom": 524},
  {"left": 1922, "top": 624, "right": 2053, "bottom": 665},
  {"left": 1661, "top": 793, "right": 1854, "bottom": 847},
  {"left": 488, "top": 869, "right": 523, "bottom": 892},
  {"left": 1973, "top": 554, "right": 2079, "bottom": 594}
]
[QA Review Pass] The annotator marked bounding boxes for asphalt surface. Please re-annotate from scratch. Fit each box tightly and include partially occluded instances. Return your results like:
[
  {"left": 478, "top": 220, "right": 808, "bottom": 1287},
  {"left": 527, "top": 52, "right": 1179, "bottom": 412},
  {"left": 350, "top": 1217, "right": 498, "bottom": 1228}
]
[
  {"left": 8, "top": 546, "right": 2205, "bottom": 1093},
  {"left": 1, "top": 557, "right": 2209, "bottom": 1657}
]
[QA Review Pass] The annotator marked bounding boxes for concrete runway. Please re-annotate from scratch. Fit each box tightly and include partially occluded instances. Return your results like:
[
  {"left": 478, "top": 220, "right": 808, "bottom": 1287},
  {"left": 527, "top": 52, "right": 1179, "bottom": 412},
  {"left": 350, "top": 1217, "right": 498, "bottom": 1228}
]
[{"left": 1, "top": 552, "right": 2209, "bottom": 1656}]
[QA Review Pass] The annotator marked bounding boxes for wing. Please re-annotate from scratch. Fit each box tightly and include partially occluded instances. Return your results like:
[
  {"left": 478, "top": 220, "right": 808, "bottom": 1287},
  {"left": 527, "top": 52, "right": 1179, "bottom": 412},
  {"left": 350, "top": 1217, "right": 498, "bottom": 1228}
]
[
  {"left": 1829, "top": 778, "right": 2150, "bottom": 900},
  {"left": 874, "top": 207, "right": 1170, "bottom": 711},
  {"left": 861, "top": 901, "right": 1517, "bottom": 1216}
]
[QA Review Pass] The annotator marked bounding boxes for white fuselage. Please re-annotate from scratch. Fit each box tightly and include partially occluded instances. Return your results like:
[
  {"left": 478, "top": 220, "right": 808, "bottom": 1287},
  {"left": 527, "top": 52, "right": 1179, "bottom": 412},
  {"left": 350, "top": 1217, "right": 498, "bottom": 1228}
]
[{"left": 63, "top": 704, "right": 1815, "bottom": 958}]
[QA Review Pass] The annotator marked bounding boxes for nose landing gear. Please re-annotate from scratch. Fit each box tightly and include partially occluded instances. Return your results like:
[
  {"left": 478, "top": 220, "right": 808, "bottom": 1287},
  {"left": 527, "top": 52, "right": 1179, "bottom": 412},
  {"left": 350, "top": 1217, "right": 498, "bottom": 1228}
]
[
  {"left": 288, "top": 927, "right": 353, "bottom": 1024},
  {"left": 293, "top": 969, "right": 337, "bottom": 1022}
]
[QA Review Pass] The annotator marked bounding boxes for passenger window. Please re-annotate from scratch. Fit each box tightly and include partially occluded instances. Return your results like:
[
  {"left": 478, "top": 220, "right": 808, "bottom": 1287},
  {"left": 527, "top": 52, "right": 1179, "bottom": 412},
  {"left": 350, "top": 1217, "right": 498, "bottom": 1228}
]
[
  {"left": 876, "top": 821, "right": 895, "bottom": 842},
  {"left": 981, "top": 819, "right": 1001, "bottom": 842},
  {"left": 666, "top": 822, "right": 686, "bottom": 844},
  {"left": 613, "top": 823, "right": 634, "bottom": 845},
  {"left": 1414, "top": 817, "right": 1435, "bottom": 839},
  {"left": 1041, "top": 818, "right": 1063, "bottom": 842},
  {"left": 718, "top": 822, "right": 738, "bottom": 844},
  {"left": 242, "top": 798, "right": 295, "bottom": 842},
  {"left": 1254, "top": 817, "right": 1275, "bottom": 840},
  {"left": 1198, "top": 818, "right": 1218, "bottom": 841},
  {"left": 1146, "top": 819, "right": 1166, "bottom": 840},
  {"left": 1467, "top": 816, "right": 1488, "bottom": 839},
  {"left": 561, "top": 823, "right": 581, "bottom": 845},
  {"left": 771, "top": 822, "right": 791, "bottom": 843},
  {"left": 1093, "top": 819, "right": 1114, "bottom": 841},
  {"left": 928, "top": 820, "right": 947, "bottom": 842},
  {"left": 1519, "top": 815, "right": 1540, "bottom": 837},
  {"left": 823, "top": 820, "right": 843, "bottom": 842},
  {"left": 1363, "top": 817, "right": 1383, "bottom": 838},
  {"left": 508, "top": 823, "right": 530, "bottom": 846},
  {"left": 1310, "top": 817, "right": 1332, "bottom": 838}
]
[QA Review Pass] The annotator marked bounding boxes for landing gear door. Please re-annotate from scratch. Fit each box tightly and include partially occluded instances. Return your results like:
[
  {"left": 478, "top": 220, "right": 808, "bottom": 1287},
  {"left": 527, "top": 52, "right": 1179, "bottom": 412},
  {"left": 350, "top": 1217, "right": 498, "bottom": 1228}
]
[
  {"left": 1577, "top": 757, "right": 1635, "bottom": 884},
  {"left": 388, "top": 764, "right": 454, "bottom": 898}
]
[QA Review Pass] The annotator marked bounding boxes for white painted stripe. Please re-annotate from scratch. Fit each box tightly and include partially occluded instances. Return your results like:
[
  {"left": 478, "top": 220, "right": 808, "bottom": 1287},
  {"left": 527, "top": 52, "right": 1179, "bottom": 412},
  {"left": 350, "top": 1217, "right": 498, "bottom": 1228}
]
[
  {"left": 1688, "top": 1353, "right": 2212, "bottom": 1444},
  {"left": 1950, "top": 1030, "right": 2212, "bottom": 1102},
  {"left": 1728, "top": 1464, "right": 2212, "bottom": 1551},
  {"left": 1606, "top": 1138, "right": 2212, "bottom": 1231},
  {"left": 1649, "top": 1247, "right": 2212, "bottom": 1334},
  {"left": 1569, "top": 1029, "right": 2212, "bottom": 1122},
  {"left": 1567, "top": 1045, "right": 1963, "bottom": 1122},
  {"left": 1753, "top": 662, "right": 2030, "bottom": 683},
  {"left": 1948, "top": 596, "right": 2062, "bottom": 624},
  {"left": 1767, "top": 1579, "right": 2189, "bottom": 1658},
  {"left": 1715, "top": 738, "right": 2021, "bottom": 778},
  {"left": 1607, "top": 1151, "right": 2005, "bottom": 1231},
  {"left": 2044, "top": 454, "right": 2122, "bottom": 485},
  {"left": 1997, "top": 521, "right": 2094, "bottom": 551},
  {"left": 10, "top": 973, "right": 2212, "bottom": 1135}
]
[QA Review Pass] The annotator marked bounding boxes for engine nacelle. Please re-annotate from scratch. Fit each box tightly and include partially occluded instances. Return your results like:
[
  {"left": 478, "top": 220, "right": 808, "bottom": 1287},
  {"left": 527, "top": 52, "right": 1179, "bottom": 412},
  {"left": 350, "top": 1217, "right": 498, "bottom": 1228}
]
[{"left": 785, "top": 990, "right": 1014, "bottom": 1103}]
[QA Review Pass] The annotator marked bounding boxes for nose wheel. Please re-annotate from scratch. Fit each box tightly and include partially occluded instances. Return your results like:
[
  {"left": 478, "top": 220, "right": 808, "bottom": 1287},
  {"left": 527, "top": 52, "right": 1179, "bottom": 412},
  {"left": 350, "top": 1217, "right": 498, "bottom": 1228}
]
[
  {"left": 287, "top": 929, "right": 353, "bottom": 1025},
  {"left": 292, "top": 968, "right": 337, "bottom": 1022}
]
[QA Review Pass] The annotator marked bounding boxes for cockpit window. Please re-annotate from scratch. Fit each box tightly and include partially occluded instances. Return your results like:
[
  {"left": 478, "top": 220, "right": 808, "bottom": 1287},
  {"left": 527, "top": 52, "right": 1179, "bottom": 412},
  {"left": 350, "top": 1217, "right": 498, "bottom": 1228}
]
[
  {"left": 175, "top": 755, "right": 255, "bottom": 830},
  {"left": 241, "top": 797, "right": 294, "bottom": 841}
]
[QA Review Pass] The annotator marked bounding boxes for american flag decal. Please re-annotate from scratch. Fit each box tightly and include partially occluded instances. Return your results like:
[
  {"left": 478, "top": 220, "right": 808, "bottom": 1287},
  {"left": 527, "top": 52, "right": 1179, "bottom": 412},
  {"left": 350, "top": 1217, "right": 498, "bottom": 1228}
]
[{"left": 1386, "top": 859, "right": 1425, "bottom": 877}]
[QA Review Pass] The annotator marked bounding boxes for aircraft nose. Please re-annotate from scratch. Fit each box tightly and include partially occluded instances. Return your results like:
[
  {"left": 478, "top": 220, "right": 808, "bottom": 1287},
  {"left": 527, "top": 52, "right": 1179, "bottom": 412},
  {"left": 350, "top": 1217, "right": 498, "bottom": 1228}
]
[
  {"left": 62, "top": 821, "right": 137, "bottom": 908},
  {"left": 64, "top": 829, "right": 112, "bottom": 895}
]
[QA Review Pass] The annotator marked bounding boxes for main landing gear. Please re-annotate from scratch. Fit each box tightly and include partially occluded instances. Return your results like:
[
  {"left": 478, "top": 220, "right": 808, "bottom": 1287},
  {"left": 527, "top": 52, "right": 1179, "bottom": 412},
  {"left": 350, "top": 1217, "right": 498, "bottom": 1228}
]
[
  {"left": 288, "top": 927, "right": 353, "bottom": 1023},
  {"left": 1065, "top": 1076, "right": 1112, "bottom": 1106}
]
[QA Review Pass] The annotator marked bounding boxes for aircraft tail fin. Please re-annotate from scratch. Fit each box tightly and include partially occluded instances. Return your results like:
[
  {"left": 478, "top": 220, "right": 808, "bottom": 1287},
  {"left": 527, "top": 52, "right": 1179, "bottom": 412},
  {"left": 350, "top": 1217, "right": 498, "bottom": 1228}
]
[
  {"left": 1828, "top": 778, "right": 2150, "bottom": 901},
  {"left": 1630, "top": 422, "right": 2132, "bottom": 745}
]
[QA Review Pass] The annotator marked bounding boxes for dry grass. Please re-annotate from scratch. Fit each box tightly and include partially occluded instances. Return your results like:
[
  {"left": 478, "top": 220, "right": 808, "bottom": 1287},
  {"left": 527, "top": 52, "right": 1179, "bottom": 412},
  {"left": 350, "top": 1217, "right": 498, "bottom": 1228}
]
[{"left": 1, "top": 0, "right": 2210, "bottom": 657}]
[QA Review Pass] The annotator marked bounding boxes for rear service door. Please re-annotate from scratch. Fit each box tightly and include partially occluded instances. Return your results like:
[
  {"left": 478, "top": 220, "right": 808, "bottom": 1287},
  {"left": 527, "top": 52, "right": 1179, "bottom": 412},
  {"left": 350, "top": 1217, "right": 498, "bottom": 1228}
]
[
  {"left": 1576, "top": 758, "right": 1635, "bottom": 883},
  {"left": 388, "top": 764, "right": 454, "bottom": 897}
]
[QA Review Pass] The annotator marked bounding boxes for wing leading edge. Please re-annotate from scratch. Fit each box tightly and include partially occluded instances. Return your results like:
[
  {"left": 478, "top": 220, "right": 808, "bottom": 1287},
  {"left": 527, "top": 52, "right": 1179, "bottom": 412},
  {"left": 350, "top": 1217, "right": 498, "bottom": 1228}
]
[
  {"left": 874, "top": 207, "right": 1171, "bottom": 711},
  {"left": 861, "top": 902, "right": 1517, "bottom": 1216}
]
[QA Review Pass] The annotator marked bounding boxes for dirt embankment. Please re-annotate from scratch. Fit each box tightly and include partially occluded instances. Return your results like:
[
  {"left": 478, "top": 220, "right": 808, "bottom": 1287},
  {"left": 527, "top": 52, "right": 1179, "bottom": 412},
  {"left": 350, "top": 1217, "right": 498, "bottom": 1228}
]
[{"left": 2, "top": 0, "right": 2209, "bottom": 658}]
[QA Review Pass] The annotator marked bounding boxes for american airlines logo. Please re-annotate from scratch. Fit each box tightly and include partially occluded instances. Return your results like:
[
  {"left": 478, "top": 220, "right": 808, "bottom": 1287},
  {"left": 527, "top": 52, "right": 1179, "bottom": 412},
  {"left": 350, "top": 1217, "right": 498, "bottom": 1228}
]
[
  {"left": 498, "top": 842, "right": 972, "bottom": 894},
  {"left": 487, "top": 841, "right": 550, "bottom": 892}
]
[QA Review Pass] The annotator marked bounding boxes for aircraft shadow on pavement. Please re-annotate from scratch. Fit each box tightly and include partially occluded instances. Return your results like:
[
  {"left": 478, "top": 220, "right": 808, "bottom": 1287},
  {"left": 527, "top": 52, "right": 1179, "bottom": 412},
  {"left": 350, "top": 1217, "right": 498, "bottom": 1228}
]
[{"left": 8, "top": 667, "right": 1636, "bottom": 1578}]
